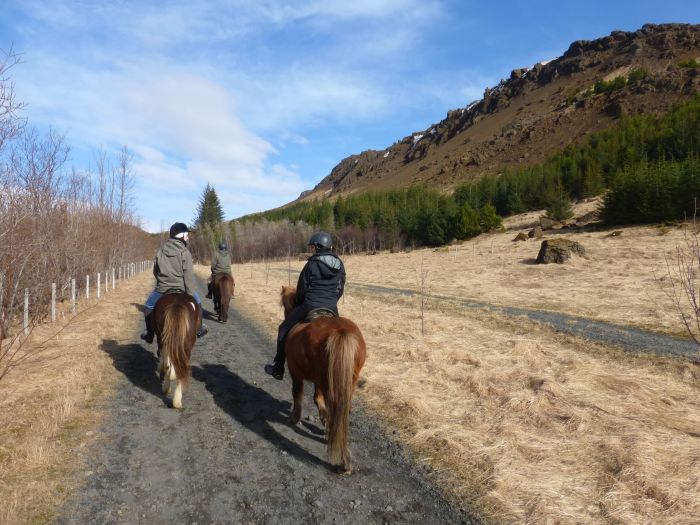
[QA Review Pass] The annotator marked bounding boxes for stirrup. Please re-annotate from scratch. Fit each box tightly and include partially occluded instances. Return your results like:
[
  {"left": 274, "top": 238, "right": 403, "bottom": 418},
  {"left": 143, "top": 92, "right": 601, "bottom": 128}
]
[{"left": 197, "top": 324, "right": 208, "bottom": 338}]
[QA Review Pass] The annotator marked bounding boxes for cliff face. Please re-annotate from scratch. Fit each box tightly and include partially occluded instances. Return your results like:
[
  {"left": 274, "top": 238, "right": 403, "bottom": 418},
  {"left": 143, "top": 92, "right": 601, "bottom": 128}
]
[{"left": 300, "top": 23, "right": 700, "bottom": 202}]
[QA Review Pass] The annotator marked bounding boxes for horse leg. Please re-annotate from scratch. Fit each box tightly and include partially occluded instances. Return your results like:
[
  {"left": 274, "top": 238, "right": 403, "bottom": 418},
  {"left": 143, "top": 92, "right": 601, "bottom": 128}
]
[
  {"left": 288, "top": 375, "right": 303, "bottom": 425},
  {"left": 172, "top": 378, "right": 183, "bottom": 409},
  {"left": 314, "top": 384, "right": 328, "bottom": 427},
  {"left": 161, "top": 353, "right": 170, "bottom": 394}
]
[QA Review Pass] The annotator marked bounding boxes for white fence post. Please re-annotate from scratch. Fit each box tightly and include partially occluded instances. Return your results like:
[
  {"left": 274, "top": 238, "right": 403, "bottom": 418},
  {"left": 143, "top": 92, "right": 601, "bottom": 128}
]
[
  {"left": 51, "top": 283, "right": 56, "bottom": 322},
  {"left": 86, "top": 275, "right": 90, "bottom": 299},
  {"left": 23, "top": 288, "right": 29, "bottom": 335},
  {"left": 97, "top": 273, "right": 101, "bottom": 299},
  {"left": 71, "top": 278, "right": 76, "bottom": 314}
]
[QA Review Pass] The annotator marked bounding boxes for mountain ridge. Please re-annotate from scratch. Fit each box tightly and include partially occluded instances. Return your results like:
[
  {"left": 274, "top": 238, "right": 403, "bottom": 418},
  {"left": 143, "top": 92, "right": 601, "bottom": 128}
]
[{"left": 292, "top": 23, "right": 700, "bottom": 205}]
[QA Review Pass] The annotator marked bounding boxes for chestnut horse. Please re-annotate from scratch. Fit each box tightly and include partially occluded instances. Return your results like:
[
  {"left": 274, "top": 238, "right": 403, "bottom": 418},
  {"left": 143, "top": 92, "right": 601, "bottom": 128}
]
[
  {"left": 153, "top": 293, "right": 200, "bottom": 409},
  {"left": 280, "top": 286, "right": 367, "bottom": 474},
  {"left": 212, "top": 273, "right": 234, "bottom": 323}
]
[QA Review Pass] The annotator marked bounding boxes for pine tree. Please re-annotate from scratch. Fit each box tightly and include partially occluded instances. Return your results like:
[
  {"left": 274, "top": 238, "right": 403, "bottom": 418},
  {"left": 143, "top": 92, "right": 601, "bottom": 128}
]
[{"left": 194, "top": 183, "right": 225, "bottom": 229}]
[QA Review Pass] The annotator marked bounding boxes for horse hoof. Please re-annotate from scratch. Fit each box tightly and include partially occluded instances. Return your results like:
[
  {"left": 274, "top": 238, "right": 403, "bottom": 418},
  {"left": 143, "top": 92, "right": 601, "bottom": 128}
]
[
  {"left": 287, "top": 415, "right": 301, "bottom": 426},
  {"left": 335, "top": 465, "right": 352, "bottom": 475}
]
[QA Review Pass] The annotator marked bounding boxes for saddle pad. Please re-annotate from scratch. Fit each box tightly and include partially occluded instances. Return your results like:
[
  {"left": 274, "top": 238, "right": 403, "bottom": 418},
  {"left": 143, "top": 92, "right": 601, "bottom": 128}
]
[{"left": 304, "top": 308, "right": 336, "bottom": 322}]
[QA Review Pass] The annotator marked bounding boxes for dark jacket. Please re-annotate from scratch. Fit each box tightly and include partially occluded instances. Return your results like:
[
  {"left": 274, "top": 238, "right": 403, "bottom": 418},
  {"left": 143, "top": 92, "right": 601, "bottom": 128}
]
[
  {"left": 211, "top": 249, "right": 232, "bottom": 275},
  {"left": 153, "top": 238, "right": 197, "bottom": 294},
  {"left": 296, "top": 250, "right": 345, "bottom": 310}
]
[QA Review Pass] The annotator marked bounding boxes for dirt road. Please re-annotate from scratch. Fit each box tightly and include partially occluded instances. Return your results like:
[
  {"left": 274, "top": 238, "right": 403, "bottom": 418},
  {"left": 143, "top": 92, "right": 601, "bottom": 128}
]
[{"left": 53, "top": 279, "right": 474, "bottom": 524}]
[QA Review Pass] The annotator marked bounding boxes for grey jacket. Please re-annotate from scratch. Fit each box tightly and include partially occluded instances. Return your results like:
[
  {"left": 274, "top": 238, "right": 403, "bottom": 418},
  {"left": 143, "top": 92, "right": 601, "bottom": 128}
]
[
  {"left": 153, "top": 238, "right": 197, "bottom": 294},
  {"left": 211, "top": 249, "right": 232, "bottom": 275}
]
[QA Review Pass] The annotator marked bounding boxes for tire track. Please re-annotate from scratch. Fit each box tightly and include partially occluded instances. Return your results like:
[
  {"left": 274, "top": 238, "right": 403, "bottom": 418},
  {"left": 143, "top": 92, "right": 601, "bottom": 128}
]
[{"left": 348, "top": 282, "right": 699, "bottom": 359}]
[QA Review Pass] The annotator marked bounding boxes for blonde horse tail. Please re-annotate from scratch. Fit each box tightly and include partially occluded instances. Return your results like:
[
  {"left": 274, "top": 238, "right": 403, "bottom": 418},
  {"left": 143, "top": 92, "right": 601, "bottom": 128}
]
[
  {"left": 162, "top": 303, "right": 192, "bottom": 385},
  {"left": 326, "top": 329, "right": 358, "bottom": 468}
]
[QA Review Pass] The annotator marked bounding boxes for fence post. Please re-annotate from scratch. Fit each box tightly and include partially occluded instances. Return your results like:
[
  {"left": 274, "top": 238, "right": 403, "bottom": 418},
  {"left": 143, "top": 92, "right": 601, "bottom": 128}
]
[
  {"left": 71, "top": 278, "right": 76, "bottom": 314},
  {"left": 51, "top": 283, "right": 56, "bottom": 322},
  {"left": 112, "top": 268, "right": 115, "bottom": 289},
  {"left": 97, "top": 273, "right": 101, "bottom": 299},
  {"left": 86, "top": 275, "right": 90, "bottom": 299},
  {"left": 23, "top": 288, "right": 29, "bottom": 335}
]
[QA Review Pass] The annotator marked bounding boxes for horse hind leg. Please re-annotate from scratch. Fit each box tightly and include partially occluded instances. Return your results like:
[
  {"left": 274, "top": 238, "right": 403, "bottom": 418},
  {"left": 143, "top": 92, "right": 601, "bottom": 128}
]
[
  {"left": 314, "top": 384, "right": 328, "bottom": 428},
  {"left": 288, "top": 376, "right": 304, "bottom": 425}
]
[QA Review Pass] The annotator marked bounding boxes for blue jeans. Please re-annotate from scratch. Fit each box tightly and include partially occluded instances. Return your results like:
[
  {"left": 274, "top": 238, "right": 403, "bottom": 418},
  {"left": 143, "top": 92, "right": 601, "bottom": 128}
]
[{"left": 144, "top": 290, "right": 201, "bottom": 314}]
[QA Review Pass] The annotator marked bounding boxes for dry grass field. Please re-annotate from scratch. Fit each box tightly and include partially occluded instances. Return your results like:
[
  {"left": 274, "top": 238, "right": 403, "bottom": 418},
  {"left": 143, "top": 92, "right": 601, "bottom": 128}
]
[
  {"left": 0, "top": 275, "right": 147, "bottom": 524},
  {"left": 216, "top": 209, "right": 700, "bottom": 524},
  {"left": 2, "top": 205, "right": 699, "bottom": 524}
]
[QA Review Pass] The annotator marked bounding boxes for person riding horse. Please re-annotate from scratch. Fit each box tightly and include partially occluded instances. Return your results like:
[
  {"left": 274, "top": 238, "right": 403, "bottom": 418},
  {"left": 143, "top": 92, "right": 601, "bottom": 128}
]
[
  {"left": 264, "top": 231, "right": 346, "bottom": 380},
  {"left": 206, "top": 241, "right": 232, "bottom": 299},
  {"left": 141, "top": 222, "right": 208, "bottom": 344}
]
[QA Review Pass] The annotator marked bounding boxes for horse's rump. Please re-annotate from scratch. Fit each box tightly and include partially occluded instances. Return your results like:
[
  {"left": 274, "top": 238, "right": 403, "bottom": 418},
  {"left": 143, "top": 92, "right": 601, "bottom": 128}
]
[{"left": 155, "top": 294, "right": 197, "bottom": 384}]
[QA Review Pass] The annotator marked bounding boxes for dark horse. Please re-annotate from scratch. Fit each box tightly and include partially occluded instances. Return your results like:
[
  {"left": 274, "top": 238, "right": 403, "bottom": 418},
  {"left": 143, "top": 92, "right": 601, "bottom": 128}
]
[
  {"left": 280, "top": 286, "right": 367, "bottom": 474},
  {"left": 153, "top": 293, "right": 200, "bottom": 409},
  {"left": 211, "top": 273, "right": 234, "bottom": 323}
]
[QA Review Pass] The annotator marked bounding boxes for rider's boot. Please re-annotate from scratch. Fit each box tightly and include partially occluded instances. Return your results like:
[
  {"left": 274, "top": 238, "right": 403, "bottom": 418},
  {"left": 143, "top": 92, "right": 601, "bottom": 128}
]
[
  {"left": 264, "top": 362, "right": 284, "bottom": 380},
  {"left": 140, "top": 312, "right": 154, "bottom": 344},
  {"left": 197, "top": 309, "right": 209, "bottom": 338}
]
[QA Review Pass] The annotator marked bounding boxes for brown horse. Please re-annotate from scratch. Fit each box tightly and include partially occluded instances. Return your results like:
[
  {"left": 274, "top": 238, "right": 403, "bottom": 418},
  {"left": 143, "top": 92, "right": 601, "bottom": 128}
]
[
  {"left": 280, "top": 286, "right": 367, "bottom": 474},
  {"left": 153, "top": 293, "right": 200, "bottom": 409},
  {"left": 211, "top": 273, "right": 234, "bottom": 323}
]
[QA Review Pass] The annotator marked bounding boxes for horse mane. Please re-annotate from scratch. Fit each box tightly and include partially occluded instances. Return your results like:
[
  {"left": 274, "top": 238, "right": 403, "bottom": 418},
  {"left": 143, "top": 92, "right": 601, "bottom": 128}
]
[{"left": 280, "top": 286, "right": 297, "bottom": 312}]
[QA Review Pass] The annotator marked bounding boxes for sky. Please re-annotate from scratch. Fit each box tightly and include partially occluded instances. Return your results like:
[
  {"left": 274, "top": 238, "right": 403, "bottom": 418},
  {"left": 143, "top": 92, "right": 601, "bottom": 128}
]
[{"left": 2, "top": 1, "right": 700, "bottom": 232}]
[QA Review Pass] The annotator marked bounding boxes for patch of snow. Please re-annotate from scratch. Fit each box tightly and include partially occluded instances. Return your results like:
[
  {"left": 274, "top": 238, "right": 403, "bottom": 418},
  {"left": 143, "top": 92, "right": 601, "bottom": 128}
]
[
  {"left": 383, "top": 151, "right": 390, "bottom": 158},
  {"left": 412, "top": 134, "right": 423, "bottom": 144},
  {"left": 538, "top": 58, "right": 556, "bottom": 66}
]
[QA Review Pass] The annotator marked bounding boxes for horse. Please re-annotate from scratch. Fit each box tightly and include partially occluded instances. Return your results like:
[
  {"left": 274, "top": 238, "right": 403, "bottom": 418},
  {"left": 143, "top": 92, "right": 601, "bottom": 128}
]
[
  {"left": 211, "top": 273, "right": 234, "bottom": 323},
  {"left": 153, "top": 293, "right": 200, "bottom": 409},
  {"left": 280, "top": 286, "right": 367, "bottom": 474}
]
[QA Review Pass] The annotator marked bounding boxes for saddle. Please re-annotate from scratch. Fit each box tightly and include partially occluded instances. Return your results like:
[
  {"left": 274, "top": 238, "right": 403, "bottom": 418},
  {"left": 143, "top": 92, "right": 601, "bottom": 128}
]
[{"left": 304, "top": 308, "right": 337, "bottom": 323}]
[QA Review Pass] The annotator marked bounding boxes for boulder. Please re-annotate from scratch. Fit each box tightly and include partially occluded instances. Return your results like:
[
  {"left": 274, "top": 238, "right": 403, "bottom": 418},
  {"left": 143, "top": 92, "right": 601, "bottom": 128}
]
[
  {"left": 536, "top": 239, "right": 586, "bottom": 264},
  {"left": 528, "top": 226, "right": 543, "bottom": 239},
  {"left": 513, "top": 232, "right": 528, "bottom": 242}
]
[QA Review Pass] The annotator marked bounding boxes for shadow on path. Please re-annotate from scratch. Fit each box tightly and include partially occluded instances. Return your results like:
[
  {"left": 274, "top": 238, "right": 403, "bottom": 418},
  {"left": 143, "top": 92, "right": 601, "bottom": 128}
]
[
  {"left": 192, "top": 363, "right": 330, "bottom": 470},
  {"left": 101, "top": 339, "right": 164, "bottom": 403}
]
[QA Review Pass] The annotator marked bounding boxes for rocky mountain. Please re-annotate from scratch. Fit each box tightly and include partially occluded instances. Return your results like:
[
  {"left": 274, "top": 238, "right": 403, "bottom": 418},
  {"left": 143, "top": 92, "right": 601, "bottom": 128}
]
[{"left": 299, "top": 23, "right": 700, "bottom": 202}]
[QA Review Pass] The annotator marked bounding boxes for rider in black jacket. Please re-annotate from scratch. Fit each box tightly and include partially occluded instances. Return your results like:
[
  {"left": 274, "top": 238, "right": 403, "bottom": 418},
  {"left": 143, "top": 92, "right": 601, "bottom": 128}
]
[{"left": 264, "top": 231, "right": 346, "bottom": 380}]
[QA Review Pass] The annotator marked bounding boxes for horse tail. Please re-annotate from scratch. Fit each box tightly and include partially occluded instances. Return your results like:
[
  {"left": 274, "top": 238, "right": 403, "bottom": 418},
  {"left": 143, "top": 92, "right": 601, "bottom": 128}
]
[
  {"left": 326, "top": 329, "right": 358, "bottom": 467},
  {"left": 161, "top": 303, "right": 192, "bottom": 385}
]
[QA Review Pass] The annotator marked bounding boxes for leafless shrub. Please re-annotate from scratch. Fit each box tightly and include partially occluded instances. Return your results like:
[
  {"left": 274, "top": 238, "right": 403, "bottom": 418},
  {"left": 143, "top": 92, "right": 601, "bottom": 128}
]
[
  {"left": 662, "top": 219, "right": 700, "bottom": 357},
  {"left": 0, "top": 58, "right": 156, "bottom": 379},
  {"left": 415, "top": 257, "right": 431, "bottom": 335}
]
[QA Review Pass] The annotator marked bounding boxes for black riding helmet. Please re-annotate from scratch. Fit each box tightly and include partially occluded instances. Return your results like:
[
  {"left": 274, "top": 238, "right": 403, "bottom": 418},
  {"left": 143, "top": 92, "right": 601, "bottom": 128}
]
[
  {"left": 169, "top": 222, "right": 190, "bottom": 238},
  {"left": 308, "top": 231, "right": 332, "bottom": 251},
  {"left": 218, "top": 241, "right": 228, "bottom": 251}
]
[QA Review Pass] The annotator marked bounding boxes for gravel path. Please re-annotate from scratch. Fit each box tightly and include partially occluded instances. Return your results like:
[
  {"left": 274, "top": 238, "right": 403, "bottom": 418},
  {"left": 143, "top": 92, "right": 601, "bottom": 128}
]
[
  {"left": 349, "top": 282, "right": 699, "bottom": 359},
  {"left": 53, "top": 278, "right": 475, "bottom": 525}
]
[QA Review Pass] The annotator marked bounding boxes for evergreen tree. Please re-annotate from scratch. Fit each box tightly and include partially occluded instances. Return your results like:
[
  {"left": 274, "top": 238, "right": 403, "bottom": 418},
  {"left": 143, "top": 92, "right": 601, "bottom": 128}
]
[{"left": 194, "top": 183, "right": 225, "bottom": 229}]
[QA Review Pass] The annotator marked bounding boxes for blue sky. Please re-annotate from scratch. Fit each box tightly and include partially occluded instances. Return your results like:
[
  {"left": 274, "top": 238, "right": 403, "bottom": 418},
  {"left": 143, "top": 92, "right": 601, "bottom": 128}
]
[{"left": 2, "top": 1, "right": 699, "bottom": 231}]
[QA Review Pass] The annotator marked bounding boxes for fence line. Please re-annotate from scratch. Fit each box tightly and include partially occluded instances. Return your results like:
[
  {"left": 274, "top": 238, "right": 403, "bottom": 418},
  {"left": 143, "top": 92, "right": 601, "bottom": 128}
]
[{"left": 16, "top": 260, "right": 153, "bottom": 339}]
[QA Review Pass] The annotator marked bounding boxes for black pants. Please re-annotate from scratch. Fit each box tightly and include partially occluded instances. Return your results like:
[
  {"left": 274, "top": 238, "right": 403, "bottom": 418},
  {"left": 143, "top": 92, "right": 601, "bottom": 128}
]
[{"left": 274, "top": 304, "right": 312, "bottom": 367}]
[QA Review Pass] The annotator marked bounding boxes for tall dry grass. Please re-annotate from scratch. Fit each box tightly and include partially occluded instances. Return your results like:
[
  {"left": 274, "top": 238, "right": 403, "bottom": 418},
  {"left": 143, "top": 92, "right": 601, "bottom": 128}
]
[
  {"left": 0, "top": 272, "right": 149, "bottom": 524},
  {"left": 214, "top": 218, "right": 700, "bottom": 525}
]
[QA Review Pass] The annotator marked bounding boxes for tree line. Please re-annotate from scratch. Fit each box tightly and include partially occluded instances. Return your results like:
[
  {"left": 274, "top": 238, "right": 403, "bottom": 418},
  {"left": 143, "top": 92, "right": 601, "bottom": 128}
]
[{"left": 191, "top": 92, "right": 700, "bottom": 262}]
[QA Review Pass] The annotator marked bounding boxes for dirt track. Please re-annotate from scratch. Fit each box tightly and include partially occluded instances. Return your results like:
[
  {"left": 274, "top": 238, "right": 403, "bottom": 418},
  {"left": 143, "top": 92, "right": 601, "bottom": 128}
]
[{"left": 53, "top": 278, "right": 474, "bottom": 524}]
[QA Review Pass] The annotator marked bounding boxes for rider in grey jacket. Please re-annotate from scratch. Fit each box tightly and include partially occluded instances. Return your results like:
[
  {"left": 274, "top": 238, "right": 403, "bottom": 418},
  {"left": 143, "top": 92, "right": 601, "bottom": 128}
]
[{"left": 140, "top": 222, "right": 208, "bottom": 343}]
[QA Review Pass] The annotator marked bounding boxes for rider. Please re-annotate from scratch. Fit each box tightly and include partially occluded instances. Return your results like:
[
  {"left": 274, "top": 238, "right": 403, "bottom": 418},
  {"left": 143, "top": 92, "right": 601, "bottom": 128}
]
[
  {"left": 140, "top": 222, "right": 208, "bottom": 344},
  {"left": 264, "top": 231, "right": 345, "bottom": 380},
  {"left": 206, "top": 241, "right": 233, "bottom": 299}
]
